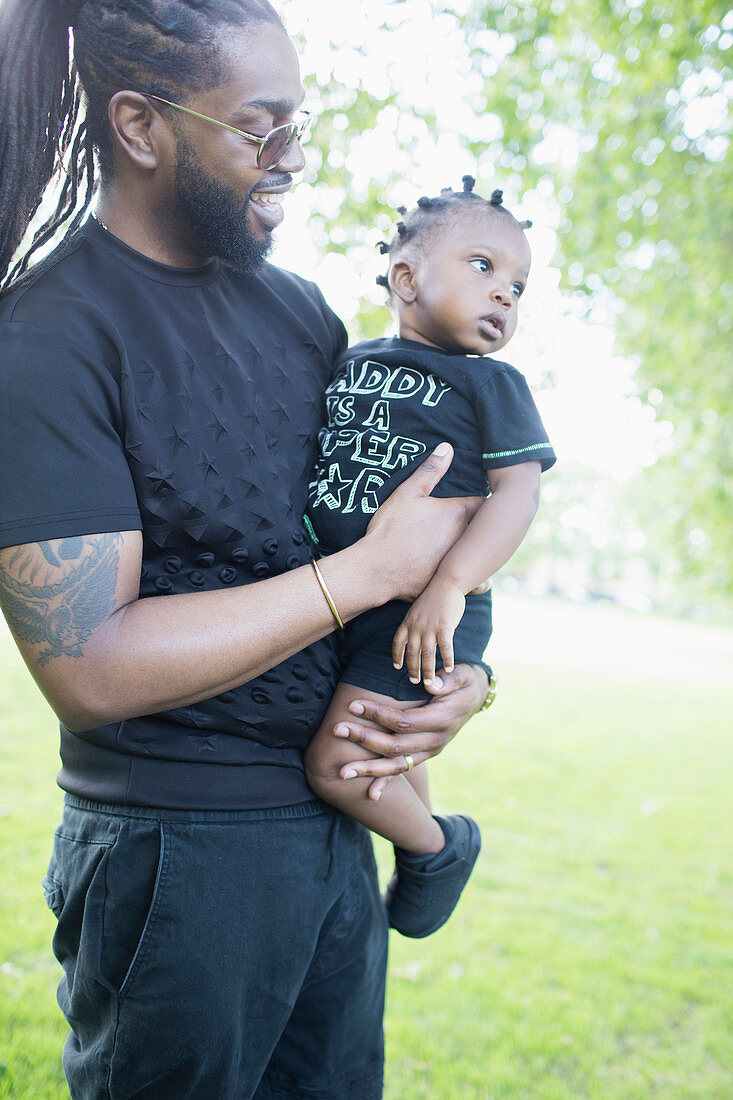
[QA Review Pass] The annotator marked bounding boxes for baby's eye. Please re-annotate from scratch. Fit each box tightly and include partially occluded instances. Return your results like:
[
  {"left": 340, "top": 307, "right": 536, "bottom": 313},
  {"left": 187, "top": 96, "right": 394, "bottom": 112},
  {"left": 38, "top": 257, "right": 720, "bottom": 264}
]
[
  {"left": 511, "top": 282, "right": 524, "bottom": 299},
  {"left": 470, "top": 258, "right": 491, "bottom": 274}
]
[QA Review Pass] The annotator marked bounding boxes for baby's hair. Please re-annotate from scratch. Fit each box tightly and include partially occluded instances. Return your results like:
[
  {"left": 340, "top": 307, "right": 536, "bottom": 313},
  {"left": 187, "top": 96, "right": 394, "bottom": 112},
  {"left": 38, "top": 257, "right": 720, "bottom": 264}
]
[{"left": 375, "top": 176, "right": 532, "bottom": 290}]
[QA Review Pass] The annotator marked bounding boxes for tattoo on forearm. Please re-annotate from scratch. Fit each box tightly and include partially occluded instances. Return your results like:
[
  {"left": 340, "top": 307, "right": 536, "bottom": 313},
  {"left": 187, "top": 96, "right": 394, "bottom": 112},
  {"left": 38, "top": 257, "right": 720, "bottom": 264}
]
[{"left": 0, "top": 534, "right": 122, "bottom": 664}]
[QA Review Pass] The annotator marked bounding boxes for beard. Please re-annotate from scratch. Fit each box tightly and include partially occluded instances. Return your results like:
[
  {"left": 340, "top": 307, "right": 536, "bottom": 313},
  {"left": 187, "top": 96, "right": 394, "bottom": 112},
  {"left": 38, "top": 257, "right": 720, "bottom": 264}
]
[{"left": 173, "top": 135, "right": 273, "bottom": 274}]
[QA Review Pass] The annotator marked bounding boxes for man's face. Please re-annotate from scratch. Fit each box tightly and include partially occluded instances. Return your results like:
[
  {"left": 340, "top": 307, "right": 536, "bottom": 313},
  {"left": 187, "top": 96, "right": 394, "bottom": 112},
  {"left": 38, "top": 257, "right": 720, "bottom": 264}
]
[
  {"left": 171, "top": 23, "right": 306, "bottom": 271},
  {"left": 404, "top": 210, "right": 531, "bottom": 356}
]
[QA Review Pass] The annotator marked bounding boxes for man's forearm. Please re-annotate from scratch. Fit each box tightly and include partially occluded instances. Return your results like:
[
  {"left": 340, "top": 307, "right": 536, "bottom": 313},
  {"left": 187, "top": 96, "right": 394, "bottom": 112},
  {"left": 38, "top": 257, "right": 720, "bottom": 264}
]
[
  {"left": 0, "top": 533, "right": 389, "bottom": 732},
  {"left": 1, "top": 445, "right": 478, "bottom": 731}
]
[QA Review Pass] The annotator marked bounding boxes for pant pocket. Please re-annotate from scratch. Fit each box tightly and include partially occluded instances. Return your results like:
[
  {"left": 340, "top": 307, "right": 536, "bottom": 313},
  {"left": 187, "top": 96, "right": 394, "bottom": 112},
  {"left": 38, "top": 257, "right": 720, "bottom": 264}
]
[
  {"left": 44, "top": 827, "right": 115, "bottom": 981},
  {"left": 41, "top": 871, "right": 65, "bottom": 919},
  {"left": 98, "top": 818, "right": 168, "bottom": 998},
  {"left": 43, "top": 813, "right": 166, "bottom": 1001}
]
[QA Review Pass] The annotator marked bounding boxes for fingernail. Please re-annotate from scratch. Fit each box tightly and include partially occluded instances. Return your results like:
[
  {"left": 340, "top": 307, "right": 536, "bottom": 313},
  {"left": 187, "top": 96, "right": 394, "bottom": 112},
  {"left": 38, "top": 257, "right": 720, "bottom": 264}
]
[
  {"left": 433, "top": 676, "right": 444, "bottom": 690},
  {"left": 348, "top": 702, "right": 364, "bottom": 716},
  {"left": 392, "top": 662, "right": 401, "bottom": 669},
  {"left": 433, "top": 442, "right": 450, "bottom": 456},
  {"left": 334, "top": 725, "right": 349, "bottom": 738},
  {"left": 343, "top": 769, "right": 357, "bottom": 779},
  {"left": 373, "top": 790, "right": 382, "bottom": 801},
  {"left": 423, "top": 677, "right": 433, "bottom": 686},
  {"left": 409, "top": 676, "right": 420, "bottom": 684}
]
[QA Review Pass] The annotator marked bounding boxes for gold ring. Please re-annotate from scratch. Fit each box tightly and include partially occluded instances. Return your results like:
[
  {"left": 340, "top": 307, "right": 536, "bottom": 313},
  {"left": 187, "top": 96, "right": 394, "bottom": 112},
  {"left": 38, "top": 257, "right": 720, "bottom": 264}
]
[{"left": 404, "top": 754, "right": 414, "bottom": 772}]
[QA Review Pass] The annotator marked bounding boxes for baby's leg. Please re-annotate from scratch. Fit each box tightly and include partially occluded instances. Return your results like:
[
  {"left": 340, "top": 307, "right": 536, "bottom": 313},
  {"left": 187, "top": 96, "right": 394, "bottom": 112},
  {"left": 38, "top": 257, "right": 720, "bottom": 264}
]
[
  {"left": 304, "top": 682, "right": 444, "bottom": 856},
  {"left": 405, "top": 760, "right": 431, "bottom": 811}
]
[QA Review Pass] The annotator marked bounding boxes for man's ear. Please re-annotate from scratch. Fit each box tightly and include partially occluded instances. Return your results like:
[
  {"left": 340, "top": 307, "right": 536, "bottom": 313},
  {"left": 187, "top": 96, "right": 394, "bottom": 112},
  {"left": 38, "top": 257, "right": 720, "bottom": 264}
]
[
  {"left": 389, "top": 260, "right": 418, "bottom": 304},
  {"left": 107, "top": 91, "right": 171, "bottom": 171}
]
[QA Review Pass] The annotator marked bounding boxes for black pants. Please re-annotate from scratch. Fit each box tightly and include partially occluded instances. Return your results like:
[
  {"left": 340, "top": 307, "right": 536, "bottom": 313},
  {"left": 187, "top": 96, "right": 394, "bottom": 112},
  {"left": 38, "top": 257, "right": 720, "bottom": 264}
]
[{"left": 43, "top": 796, "right": 388, "bottom": 1099}]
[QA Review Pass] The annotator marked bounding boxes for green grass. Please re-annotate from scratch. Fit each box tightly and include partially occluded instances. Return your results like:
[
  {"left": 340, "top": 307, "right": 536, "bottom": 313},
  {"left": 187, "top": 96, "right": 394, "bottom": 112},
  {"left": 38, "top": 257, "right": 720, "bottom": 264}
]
[{"left": 1, "top": 601, "right": 732, "bottom": 1098}]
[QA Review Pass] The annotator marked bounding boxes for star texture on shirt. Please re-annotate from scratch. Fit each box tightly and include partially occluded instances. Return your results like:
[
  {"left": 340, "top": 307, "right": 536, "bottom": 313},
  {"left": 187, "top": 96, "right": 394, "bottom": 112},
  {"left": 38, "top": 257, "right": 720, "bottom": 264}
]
[{"left": 191, "top": 733, "right": 220, "bottom": 753}]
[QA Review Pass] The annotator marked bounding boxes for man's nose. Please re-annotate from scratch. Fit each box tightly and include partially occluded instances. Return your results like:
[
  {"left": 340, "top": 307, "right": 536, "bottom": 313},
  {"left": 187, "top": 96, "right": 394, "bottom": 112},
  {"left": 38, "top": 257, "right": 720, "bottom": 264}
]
[{"left": 278, "top": 134, "right": 306, "bottom": 175}]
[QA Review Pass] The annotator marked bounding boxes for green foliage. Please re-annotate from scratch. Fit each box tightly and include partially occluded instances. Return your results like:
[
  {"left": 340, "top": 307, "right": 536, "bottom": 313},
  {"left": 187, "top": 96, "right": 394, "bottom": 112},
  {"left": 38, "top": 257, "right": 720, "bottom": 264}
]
[{"left": 456, "top": 0, "right": 732, "bottom": 595}]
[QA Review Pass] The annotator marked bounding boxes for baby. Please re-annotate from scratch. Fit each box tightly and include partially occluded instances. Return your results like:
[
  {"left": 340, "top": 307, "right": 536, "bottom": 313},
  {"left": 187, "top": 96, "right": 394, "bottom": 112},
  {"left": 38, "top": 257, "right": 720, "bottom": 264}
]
[{"left": 304, "top": 177, "right": 556, "bottom": 937}]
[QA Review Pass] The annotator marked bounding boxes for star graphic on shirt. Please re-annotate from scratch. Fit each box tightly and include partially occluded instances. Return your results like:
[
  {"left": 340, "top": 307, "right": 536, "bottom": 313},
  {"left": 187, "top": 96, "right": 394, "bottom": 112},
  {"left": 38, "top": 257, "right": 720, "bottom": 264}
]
[
  {"left": 196, "top": 451, "right": 220, "bottom": 480},
  {"left": 178, "top": 349, "right": 198, "bottom": 377},
  {"left": 145, "top": 465, "right": 177, "bottom": 493},
  {"left": 206, "top": 412, "right": 229, "bottom": 442},
  {"left": 139, "top": 359, "right": 162, "bottom": 387},
  {"left": 190, "top": 734, "right": 220, "bottom": 753},
  {"left": 238, "top": 440, "right": 258, "bottom": 462},
  {"left": 301, "top": 389, "right": 322, "bottom": 415},
  {"left": 311, "top": 463, "right": 350, "bottom": 509},
  {"left": 235, "top": 478, "right": 263, "bottom": 500},
  {"left": 136, "top": 737, "right": 166, "bottom": 756},
  {"left": 296, "top": 427, "right": 314, "bottom": 451},
  {"left": 210, "top": 380, "right": 227, "bottom": 405},
  {"left": 125, "top": 435, "right": 146, "bottom": 462},
  {"left": 269, "top": 399, "right": 291, "bottom": 426},
  {"left": 164, "top": 424, "right": 191, "bottom": 453},
  {"left": 175, "top": 387, "right": 195, "bottom": 413}
]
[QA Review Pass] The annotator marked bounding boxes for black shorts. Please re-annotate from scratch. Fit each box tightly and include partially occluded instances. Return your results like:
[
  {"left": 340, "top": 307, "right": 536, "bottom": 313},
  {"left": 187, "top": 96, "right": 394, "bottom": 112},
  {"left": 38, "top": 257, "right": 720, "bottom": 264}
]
[{"left": 340, "top": 591, "right": 493, "bottom": 701}]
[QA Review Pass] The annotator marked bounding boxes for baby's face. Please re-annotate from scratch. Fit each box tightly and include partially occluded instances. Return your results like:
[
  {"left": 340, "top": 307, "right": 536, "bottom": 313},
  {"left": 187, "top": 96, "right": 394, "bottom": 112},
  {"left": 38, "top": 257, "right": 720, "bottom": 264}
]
[{"left": 403, "top": 210, "right": 531, "bottom": 356}]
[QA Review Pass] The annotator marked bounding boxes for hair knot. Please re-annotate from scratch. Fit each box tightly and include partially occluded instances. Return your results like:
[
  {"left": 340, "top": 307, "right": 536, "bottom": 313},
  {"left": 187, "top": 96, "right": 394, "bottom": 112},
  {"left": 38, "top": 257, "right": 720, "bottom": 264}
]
[
  {"left": 416, "top": 196, "right": 434, "bottom": 209},
  {"left": 396, "top": 205, "right": 407, "bottom": 215},
  {"left": 461, "top": 175, "right": 476, "bottom": 193},
  {"left": 375, "top": 274, "right": 390, "bottom": 288},
  {"left": 396, "top": 221, "right": 408, "bottom": 238},
  {"left": 490, "top": 189, "right": 504, "bottom": 206}
]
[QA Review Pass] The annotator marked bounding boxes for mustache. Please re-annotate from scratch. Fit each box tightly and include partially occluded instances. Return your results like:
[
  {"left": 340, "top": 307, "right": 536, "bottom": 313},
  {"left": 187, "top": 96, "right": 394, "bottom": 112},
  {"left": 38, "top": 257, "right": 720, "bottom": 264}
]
[{"left": 249, "top": 172, "right": 293, "bottom": 194}]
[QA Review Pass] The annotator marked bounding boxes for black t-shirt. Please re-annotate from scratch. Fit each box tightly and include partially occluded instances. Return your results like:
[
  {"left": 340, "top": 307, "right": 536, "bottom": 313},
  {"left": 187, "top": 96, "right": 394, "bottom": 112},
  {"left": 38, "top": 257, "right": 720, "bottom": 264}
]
[
  {"left": 0, "top": 219, "right": 347, "bottom": 809},
  {"left": 308, "top": 336, "right": 556, "bottom": 553}
]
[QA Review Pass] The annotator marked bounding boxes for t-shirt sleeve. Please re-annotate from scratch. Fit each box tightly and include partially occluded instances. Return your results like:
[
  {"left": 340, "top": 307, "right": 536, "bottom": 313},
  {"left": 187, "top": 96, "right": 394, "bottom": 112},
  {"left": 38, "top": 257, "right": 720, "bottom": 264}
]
[
  {"left": 0, "top": 322, "right": 142, "bottom": 549},
  {"left": 476, "top": 365, "right": 557, "bottom": 473}
]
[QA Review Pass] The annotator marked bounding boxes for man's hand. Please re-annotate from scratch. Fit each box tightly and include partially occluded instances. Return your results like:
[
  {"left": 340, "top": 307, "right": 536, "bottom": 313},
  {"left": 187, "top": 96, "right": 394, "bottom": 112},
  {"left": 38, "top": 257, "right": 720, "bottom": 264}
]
[
  {"left": 333, "top": 662, "right": 489, "bottom": 800},
  {"left": 363, "top": 443, "right": 485, "bottom": 604}
]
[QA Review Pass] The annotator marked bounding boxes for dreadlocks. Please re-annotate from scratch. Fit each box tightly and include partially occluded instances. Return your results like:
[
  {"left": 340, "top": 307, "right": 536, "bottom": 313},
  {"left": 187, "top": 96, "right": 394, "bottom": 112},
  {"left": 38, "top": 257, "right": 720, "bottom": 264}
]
[
  {"left": 0, "top": 0, "right": 283, "bottom": 292},
  {"left": 375, "top": 176, "right": 532, "bottom": 289}
]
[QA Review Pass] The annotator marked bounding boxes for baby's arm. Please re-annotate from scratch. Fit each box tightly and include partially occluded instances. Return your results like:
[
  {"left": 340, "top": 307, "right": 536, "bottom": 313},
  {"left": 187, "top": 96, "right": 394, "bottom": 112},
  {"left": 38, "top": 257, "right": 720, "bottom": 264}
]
[{"left": 393, "top": 461, "right": 541, "bottom": 685}]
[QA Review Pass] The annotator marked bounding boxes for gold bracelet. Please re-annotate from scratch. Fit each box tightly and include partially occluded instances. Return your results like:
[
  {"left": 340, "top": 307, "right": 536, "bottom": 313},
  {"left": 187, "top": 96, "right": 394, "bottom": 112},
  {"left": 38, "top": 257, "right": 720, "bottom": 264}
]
[
  {"left": 311, "top": 559, "right": 344, "bottom": 630},
  {"left": 480, "top": 673, "right": 497, "bottom": 711}
]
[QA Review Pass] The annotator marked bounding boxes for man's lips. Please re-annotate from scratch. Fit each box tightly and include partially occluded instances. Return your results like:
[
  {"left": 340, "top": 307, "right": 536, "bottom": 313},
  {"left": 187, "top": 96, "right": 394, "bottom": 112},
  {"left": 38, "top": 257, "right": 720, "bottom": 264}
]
[{"left": 248, "top": 178, "right": 292, "bottom": 230}]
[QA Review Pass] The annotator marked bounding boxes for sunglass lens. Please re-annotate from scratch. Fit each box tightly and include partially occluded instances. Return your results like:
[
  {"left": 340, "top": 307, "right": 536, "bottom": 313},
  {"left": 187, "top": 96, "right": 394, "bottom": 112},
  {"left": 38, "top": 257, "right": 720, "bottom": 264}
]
[{"left": 259, "top": 126, "right": 296, "bottom": 170}]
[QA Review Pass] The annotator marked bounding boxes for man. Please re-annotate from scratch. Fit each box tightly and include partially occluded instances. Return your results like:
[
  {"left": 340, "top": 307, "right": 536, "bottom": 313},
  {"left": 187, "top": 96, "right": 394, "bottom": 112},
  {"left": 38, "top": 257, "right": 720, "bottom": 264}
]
[{"left": 0, "top": 1, "right": 490, "bottom": 1096}]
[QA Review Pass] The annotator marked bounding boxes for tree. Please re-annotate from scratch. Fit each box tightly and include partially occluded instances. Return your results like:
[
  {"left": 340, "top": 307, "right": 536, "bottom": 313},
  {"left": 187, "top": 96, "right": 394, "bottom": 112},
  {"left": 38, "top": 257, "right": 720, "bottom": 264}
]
[{"left": 458, "top": 0, "right": 732, "bottom": 600}]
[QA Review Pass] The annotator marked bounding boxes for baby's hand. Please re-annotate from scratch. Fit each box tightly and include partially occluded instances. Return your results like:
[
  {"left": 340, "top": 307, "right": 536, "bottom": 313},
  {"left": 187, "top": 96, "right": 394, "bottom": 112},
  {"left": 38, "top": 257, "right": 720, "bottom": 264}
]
[{"left": 392, "top": 579, "right": 466, "bottom": 687}]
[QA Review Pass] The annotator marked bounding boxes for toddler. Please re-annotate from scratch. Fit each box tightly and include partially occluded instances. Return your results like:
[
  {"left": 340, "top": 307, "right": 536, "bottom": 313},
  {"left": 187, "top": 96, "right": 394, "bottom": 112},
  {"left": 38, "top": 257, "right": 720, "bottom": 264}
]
[{"left": 304, "top": 177, "right": 556, "bottom": 937}]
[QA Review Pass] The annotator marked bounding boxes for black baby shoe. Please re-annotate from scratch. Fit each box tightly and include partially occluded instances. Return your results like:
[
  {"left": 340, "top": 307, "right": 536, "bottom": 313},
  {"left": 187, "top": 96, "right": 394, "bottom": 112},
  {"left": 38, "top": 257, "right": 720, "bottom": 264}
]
[{"left": 385, "top": 814, "right": 481, "bottom": 938}]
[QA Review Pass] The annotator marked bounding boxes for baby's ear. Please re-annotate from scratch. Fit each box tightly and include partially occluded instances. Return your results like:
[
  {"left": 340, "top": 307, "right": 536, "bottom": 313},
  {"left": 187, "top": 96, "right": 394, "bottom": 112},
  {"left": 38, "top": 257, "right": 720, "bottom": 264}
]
[{"left": 389, "top": 260, "right": 417, "bottom": 304}]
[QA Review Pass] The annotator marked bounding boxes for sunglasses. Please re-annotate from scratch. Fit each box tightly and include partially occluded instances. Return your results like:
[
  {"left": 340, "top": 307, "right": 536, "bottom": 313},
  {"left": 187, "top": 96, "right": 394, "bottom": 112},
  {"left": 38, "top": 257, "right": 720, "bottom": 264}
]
[{"left": 144, "top": 93, "right": 312, "bottom": 171}]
